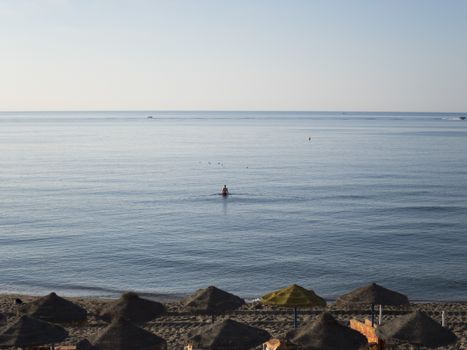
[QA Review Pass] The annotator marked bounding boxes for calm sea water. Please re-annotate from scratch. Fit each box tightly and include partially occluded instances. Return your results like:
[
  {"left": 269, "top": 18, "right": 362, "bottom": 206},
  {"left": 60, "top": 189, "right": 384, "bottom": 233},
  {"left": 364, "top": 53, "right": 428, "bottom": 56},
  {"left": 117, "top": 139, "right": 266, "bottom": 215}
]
[{"left": 0, "top": 111, "right": 466, "bottom": 301}]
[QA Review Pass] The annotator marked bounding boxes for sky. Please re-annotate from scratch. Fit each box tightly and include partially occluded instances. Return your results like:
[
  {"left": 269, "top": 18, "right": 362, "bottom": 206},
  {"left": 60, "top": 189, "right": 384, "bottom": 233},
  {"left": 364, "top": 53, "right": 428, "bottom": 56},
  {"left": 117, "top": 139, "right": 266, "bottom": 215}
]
[{"left": 0, "top": 0, "right": 466, "bottom": 112}]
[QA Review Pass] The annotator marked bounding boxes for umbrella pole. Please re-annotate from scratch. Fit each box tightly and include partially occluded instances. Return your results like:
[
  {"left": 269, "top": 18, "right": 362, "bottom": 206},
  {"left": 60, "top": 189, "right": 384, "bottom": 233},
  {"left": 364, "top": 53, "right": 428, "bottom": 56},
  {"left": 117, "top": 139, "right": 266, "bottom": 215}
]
[
  {"left": 293, "top": 307, "right": 298, "bottom": 328},
  {"left": 371, "top": 304, "right": 375, "bottom": 327},
  {"left": 378, "top": 304, "right": 382, "bottom": 325}
]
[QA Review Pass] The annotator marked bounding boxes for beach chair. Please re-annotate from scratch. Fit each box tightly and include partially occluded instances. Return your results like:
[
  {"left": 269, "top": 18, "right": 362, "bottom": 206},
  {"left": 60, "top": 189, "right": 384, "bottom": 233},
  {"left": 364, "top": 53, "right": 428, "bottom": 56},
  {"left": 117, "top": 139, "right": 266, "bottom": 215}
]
[
  {"left": 263, "top": 338, "right": 297, "bottom": 350},
  {"left": 263, "top": 339, "right": 283, "bottom": 350},
  {"left": 349, "top": 319, "right": 384, "bottom": 350},
  {"left": 184, "top": 342, "right": 202, "bottom": 350}
]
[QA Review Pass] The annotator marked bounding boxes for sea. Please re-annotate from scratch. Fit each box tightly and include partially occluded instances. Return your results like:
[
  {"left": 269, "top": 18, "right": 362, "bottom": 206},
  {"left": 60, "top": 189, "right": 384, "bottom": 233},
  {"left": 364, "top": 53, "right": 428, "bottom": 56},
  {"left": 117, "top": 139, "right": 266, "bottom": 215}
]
[{"left": 0, "top": 111, "right": 466, "bottom": 301}]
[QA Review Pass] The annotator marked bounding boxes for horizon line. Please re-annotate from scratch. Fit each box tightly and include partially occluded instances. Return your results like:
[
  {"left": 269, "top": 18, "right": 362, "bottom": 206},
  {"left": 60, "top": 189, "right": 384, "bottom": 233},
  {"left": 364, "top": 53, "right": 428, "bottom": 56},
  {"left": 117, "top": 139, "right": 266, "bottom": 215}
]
[{"left": 0, "top": 109, "right": 466, "bottom": 114}]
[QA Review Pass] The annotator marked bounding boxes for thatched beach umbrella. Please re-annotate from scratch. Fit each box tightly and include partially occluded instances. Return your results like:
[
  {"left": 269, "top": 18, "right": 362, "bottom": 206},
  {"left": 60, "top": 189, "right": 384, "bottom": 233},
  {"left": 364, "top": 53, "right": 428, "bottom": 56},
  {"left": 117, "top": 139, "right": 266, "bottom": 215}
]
[
  {"left": 286, "top": 312, "right": 368, "bottom": 350},
  {"left": 261, "top": 284, "right": 326, "bottom": 328},
  {"left": 90, "top": 316, "right": 167, "bottom": 350},
  {"left": 335, "top": 282, "right": 409, "bottom": 326},
  {"left": 99, "top": 292, "right": 165, "bottom": 324},
  {"left": 376, "top": 310, "right": 457, "bottom": 349},
  {"left": 187, "top": 318, "right": 271, "bottom": 350},
  {"left": 184, "top": 286, "right": 245, "bottom": 320},
  {"left": 0, "top": 315, "right": 68, "bottom": 349},
  {"left": 23, "top": 292, "right": 87, "bottom": 324}
]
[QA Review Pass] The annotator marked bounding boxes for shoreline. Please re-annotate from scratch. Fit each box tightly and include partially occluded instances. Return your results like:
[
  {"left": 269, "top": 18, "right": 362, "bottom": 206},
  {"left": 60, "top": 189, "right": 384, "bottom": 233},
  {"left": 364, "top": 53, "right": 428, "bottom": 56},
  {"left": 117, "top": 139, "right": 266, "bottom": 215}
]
[{"left": 1, "top": 291, "right": 466, "bottom": 304}]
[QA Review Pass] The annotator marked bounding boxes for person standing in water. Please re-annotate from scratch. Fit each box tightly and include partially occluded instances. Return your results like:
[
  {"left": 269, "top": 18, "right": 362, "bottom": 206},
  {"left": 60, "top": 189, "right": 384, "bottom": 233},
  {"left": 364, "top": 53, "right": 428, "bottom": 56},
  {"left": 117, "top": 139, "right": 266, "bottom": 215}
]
[{"left": 221, "top": 185, "right": 229, "bottom": 196}]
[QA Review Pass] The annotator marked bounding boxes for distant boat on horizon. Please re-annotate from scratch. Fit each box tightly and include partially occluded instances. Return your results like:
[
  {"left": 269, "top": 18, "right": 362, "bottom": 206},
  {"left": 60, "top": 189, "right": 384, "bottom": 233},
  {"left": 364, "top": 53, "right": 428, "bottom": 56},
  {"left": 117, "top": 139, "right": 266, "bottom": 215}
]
[{"left": 460, "top": 116, "right": 466, "bottom": 120}]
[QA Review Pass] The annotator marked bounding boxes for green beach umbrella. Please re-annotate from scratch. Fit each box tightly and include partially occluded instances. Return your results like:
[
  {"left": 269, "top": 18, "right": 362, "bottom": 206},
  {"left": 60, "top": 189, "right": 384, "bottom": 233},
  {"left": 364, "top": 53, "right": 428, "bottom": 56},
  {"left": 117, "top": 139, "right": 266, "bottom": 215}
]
[{"left": 260, "top": 284, "right": 326, "bottom": 328}]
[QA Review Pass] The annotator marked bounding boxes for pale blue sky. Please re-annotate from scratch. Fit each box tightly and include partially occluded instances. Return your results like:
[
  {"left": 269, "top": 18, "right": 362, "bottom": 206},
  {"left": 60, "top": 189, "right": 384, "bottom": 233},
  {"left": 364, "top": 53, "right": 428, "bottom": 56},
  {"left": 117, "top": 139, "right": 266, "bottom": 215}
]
[{"left": 1, "top": 0, "right": 466, "bottom": 111}]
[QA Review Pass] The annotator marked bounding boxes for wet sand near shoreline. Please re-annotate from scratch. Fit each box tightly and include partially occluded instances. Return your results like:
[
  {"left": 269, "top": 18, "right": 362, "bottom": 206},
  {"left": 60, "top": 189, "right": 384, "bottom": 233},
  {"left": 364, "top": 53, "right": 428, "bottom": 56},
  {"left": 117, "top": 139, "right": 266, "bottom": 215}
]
[{"left": 0, "top": 294, "right": 465, "bottom": 349}]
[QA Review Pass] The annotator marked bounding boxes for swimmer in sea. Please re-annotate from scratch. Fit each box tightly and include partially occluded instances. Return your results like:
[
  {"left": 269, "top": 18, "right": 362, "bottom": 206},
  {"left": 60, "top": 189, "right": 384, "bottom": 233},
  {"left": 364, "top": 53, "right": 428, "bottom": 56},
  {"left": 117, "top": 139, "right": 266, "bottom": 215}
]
[{"left": 221, "top": 185, "right": 229, "bottom": 196}]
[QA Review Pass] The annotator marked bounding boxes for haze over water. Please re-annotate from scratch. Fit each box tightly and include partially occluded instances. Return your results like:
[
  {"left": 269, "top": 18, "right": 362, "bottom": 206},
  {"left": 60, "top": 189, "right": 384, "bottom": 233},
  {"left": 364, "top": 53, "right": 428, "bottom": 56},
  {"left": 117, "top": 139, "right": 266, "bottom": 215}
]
[{"left": 1, "top": 111, "right": 466, "bottom": 301}]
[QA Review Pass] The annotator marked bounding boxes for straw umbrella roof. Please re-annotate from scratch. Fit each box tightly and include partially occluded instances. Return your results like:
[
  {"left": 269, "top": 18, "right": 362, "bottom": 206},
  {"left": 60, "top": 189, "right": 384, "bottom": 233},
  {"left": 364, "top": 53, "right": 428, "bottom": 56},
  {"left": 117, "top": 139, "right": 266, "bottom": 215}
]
[
  {"left": 261, "top": 284, "right": 326, "bottom": 307},
  {"left": 335, "top": 283, "right": 409, "bottom": 307},
  {"left": 100, "top": 292, "right": 166, "bottom": 324},
  {"left": 286, "top": 312, "right": 368, "bottom": 350},
  {"left": 24, "top": 292, "right": 87, "bottom": 324},
  {"left": 90, "top": 316, "right": 167, "bottom": 350},
  {"left": 184, "top": 286, "right": 245, "bottom": 315},
  {"left": 376, "top": 310, "right": 457, "bottom": 348},
  {"left": 0, "top": 315, "right": 68, "bottom": 348},
  {"left": 187, "top": 318, "right": 271, "bottom": 350}
]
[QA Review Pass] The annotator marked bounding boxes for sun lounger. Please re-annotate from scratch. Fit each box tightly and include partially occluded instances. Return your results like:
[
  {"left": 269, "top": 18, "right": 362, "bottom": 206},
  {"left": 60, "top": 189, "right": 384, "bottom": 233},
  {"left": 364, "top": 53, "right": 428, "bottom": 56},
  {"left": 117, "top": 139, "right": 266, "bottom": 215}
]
[
  {"left": 263, "top": 339, "right": 283, "bottom": 350},
  {"left": 263, "top": 338, "right": 298, "bottom": 350},
  {"left": 349, "top": 319, "right": 384, "bottom": 350}
]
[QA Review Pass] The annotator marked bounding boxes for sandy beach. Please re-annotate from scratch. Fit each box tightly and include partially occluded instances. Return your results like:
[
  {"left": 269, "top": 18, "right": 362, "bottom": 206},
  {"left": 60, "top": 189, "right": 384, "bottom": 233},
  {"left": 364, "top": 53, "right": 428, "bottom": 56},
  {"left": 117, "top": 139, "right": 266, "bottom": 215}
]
[{"left": 0, "top": 293, "right": 465, "bottom": 349}]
